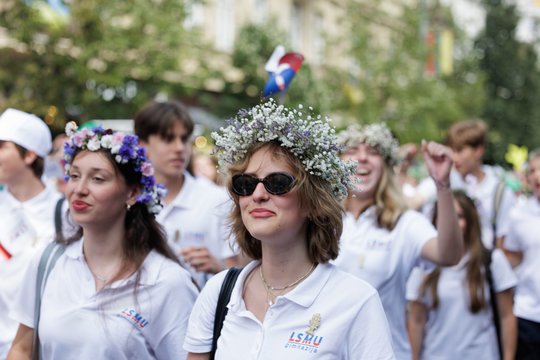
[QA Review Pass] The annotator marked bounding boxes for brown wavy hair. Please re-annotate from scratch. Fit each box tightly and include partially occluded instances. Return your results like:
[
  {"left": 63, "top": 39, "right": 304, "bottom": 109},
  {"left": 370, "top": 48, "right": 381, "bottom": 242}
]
[
  {"left": 226, "top": 141, "right": 344, "bottom": 263},
  {"left": 420, "top": 190, "right": 488, "bottom": 312}
]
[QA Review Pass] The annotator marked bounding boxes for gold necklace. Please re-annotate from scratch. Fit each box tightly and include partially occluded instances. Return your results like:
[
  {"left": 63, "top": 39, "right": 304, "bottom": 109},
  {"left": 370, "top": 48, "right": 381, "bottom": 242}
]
[{"left": 259, "top": 263, "right": 316, "bottom": 292}]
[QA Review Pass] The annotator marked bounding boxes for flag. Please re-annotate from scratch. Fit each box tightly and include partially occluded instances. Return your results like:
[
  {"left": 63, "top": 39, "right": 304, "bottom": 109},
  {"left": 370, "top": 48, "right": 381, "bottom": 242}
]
[{"left": 263, "top": 46, "right": 304, "bottom": 97}]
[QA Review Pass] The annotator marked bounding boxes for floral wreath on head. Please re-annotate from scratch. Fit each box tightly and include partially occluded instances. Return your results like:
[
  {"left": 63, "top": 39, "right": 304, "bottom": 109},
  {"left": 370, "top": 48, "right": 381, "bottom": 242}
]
[
  {"left": 337, "top": 123, "right": 401, "bottom": 167},
  {"left": 63, "top": 121, "right": 166, "bottom": 215},
  {"left": 211, "top": 99, "right": 357, "bottom": 199}
]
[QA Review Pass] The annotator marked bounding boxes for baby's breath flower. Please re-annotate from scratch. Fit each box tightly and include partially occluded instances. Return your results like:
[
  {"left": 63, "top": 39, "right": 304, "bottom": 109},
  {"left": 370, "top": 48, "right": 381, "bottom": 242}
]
[
  {"left": 212, "top": 99, "right": 356, "bottom": 199},
  {"left": 337, "top": 123, "right": 401, "bottom": 166}
]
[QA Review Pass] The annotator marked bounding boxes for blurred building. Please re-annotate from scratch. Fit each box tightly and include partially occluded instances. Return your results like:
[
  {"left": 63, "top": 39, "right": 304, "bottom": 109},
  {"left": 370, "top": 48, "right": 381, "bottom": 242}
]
[{"left": 184, "top": 0, "right": 348, "bottom": 69}]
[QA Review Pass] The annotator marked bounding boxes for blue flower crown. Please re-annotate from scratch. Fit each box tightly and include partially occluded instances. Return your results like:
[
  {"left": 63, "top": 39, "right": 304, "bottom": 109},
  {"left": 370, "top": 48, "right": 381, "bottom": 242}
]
[
  {"left": 63, "top": 122, "right": 166, "bottom": 215},
  {"left": 211, "top": 99, "right": 356, "bottom": 199}
]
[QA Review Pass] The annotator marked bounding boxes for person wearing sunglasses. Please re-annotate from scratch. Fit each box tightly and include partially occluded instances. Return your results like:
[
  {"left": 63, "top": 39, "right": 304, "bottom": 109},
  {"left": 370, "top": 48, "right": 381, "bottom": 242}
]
[
  {"left": 333, "top": 123, "right": 464, "bottom": 360},
  {"left": 183, "top": 100, "right": 395, "bottom": 359}
]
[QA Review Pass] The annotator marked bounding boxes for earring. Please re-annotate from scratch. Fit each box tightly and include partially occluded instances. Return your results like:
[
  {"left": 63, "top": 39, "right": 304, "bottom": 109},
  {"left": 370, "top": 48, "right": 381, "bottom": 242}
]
[{"left": 126, "top": 203, "right": 131, "bottom": 211}]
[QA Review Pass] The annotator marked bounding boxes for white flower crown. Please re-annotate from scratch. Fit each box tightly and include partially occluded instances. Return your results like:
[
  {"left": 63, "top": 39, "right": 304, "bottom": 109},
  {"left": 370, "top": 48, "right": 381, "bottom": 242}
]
[
  {"left": 211, "top": 99, "right": 356, "bottom": 199},
  {"left": 337, "top": 123, "right": 401, "bottom": 166},
  {"left": 63, "top": 122, "right": 166, "bottom": 215}
]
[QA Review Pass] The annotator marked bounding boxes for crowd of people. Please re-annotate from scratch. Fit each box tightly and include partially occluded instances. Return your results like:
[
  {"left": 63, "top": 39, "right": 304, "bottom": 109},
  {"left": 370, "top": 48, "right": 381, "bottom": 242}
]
[{"left": 0, "top": 100, "right": 538, "bottom": 359}]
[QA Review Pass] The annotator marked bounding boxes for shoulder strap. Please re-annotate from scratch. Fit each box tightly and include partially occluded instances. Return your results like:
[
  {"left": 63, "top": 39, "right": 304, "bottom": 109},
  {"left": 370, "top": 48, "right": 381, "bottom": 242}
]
[
  {"left": 210, "top": 267, "right": 242, "bottom": 360},
  {"left": 31, "top": 241, "right": 66, "bottom": 360},
  {"left": 484, "top": 249, "right": 502, "bottom": 359},
  {"left": 491, "top": 180, "right": 506, "bottom": 247},
  {"left": 54, "top": 197, "right": 65, "bottom": 239}
]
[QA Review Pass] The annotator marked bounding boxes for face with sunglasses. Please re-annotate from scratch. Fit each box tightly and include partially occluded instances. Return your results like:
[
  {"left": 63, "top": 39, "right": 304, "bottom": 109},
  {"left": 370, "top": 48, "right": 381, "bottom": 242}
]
[{"left": 234, "top": 147, "right": 308, "bottom": 243}]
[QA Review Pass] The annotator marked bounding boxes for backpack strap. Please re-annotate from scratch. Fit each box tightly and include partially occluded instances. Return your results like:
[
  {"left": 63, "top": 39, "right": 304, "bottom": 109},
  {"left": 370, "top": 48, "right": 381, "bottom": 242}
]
[
  {"left": 210, "top": 267, "right": 242, "bottom": 360},
  {"left": 491, "top": 179, "right": 506, "bottom": 248},
  {"left": 31, "top": 241, "right": 66, "bottom": 360},
  {"left": 484, "top": 249, "right": 503, "bottom": 359},
  {"left": 54, "top": 197, "right": 65, "bottom": 240}
]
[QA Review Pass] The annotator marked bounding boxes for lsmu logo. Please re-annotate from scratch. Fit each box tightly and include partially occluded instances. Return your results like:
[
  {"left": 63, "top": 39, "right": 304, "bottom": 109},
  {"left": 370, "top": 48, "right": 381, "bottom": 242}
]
[
  {"left": 120, "top": 308, "right": 149, "bottom": 329},
  {"left": 284, "top": 331, "right": 324, "bottom": 354}
]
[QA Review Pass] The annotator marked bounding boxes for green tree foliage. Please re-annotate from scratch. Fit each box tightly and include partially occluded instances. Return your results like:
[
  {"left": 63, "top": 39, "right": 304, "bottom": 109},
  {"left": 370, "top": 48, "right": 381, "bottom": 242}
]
[
  {"left": 339, "top": 0, "right": 485, "bottom": 144},
  {"left": 0, "top": 0, "right": 202, "bottom": 132},
  {"left": 475, "top": 0, "right": 540, "bottom": 163}
]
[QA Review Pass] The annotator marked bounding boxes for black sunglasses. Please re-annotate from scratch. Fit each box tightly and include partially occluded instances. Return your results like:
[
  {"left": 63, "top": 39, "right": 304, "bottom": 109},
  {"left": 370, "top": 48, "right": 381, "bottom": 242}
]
[{"left": 231, "top": 172, "right": 296, "bottom": 196}]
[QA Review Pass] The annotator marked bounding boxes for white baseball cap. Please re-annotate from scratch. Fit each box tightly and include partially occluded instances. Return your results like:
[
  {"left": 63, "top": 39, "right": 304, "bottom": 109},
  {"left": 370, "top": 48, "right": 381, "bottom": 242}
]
[{"left": 0, "top": 108, "right": 52, "bottom": 157}]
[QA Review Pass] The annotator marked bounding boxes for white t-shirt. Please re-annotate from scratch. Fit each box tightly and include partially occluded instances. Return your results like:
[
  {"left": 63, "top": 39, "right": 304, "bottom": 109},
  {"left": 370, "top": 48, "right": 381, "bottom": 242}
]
[
  {"left": 415, "top": 166, "right": 517, "bottom": 249},
  {"left": 406, "top": 249, "right": 517, "bottom": 359},
  {"left": 184, "top": 261, "right": 395, "bottom": 359},
  {"left": 11, "top": 238, "right": 199, "bottom": 360},
  {"left": 504, "top": 196, "right": 540, "bottom": 323},
  {"left": 0, "top": 186, "right": 61, "bottom": 358},
  {"left": 333, "top": 208, "right": 437, "bottom": 360},
  {"left": 157, "top": 172, "right": 236, "bottom": 288}
]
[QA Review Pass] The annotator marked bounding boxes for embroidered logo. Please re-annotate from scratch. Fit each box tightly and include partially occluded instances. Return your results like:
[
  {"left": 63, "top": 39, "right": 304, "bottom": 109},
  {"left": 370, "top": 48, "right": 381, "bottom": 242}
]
[
  {"left": 120, "top": 308, "right": 149, "bottom": 329},
  {"left": 284, "top": 331, "right": 324, "bottom": 354}
]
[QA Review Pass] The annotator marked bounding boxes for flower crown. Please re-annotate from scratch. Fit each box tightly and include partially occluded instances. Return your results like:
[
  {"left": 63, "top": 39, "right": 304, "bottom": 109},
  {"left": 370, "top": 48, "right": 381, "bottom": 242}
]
[
  {"left": 211, "top": 99, "right": 356, "bottom": 199},
  {"left": 63, "top": 122, "right": 166, "bottom": 215},
  {"left": 337, "top": 123, "right": 401, "bottom": 166}
]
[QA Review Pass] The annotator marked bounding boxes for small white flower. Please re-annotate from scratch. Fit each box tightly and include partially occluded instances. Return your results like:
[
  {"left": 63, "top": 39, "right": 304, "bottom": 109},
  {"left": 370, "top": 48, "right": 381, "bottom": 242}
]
[
  {"left": 65, "top": 121, "right": 78, "bottom": 136},
  {"left": 87, "top": 137, "right": 101, "bottom": 151},
  {"left": 100, "top": 135, "right": 114, "bottom": 149}
]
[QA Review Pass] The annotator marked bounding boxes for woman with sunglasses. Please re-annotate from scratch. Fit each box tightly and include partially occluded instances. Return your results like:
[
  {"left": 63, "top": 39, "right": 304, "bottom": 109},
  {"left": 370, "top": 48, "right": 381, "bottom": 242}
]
[
  {"left": 334, "top": 124, "right": 464, "bottom": 360},
  {"left": 184, "top": 100, "right": 395, "bottom": 359}
]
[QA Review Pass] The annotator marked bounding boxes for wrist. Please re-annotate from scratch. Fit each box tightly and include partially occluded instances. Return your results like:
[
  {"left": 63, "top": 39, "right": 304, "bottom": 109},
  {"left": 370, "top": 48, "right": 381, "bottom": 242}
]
[{"left": 435, "top": 181, "right": 451, "bottom": 191}]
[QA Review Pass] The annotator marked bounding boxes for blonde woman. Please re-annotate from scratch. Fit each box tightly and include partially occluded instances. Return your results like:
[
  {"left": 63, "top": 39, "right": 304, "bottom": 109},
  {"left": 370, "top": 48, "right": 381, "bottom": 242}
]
[{"left": 334, "top": 124, "right": 464, "bottom": 360}]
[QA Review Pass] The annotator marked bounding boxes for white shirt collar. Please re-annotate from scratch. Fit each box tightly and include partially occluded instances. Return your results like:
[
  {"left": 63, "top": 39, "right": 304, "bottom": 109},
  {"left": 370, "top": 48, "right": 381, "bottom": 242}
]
[{"left": 64, "top": 238, "right": 165, "bottom": 286}]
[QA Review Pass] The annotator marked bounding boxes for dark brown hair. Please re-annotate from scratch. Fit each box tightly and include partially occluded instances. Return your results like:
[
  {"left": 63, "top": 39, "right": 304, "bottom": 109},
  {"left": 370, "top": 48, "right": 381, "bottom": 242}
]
[
  {"left": 65, "top": 149, "right": 179, "bottom": 284},
  {"left": 14, "top": 143, "right": 45, "bottom": 178},
  {"left": 133, "top": 100, "right": 194, "bottom": 141}
]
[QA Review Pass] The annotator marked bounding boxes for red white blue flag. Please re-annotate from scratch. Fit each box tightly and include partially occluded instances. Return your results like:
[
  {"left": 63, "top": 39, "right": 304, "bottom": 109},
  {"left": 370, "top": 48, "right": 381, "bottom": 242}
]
[{"left": 263, "top": 45, "right": 304, "bottom": 97}]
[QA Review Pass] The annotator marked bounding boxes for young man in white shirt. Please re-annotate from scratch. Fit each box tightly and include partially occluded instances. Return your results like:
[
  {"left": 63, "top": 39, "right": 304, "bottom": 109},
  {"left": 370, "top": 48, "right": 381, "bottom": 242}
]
[
  {"left": 0, "top": 108, "right": 61, "bottom": 358},
  {"left": 134, "top": 100, "right": 239, "bottom": 288},
  {"left": 409, "top": 120, "right": 516, "bottom": 249}
]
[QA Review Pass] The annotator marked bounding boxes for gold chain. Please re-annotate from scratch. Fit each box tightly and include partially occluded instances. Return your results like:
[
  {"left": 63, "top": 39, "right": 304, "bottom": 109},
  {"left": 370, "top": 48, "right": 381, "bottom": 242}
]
[{"left": 259, "top": 263, "right": 316, "bottom": 292}]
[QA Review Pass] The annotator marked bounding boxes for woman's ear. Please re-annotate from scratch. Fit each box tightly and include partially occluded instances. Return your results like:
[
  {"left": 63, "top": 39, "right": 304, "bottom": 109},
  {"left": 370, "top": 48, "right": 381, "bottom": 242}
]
[{"left": 126, "top": 186, "right": 141, "bottom": 207}]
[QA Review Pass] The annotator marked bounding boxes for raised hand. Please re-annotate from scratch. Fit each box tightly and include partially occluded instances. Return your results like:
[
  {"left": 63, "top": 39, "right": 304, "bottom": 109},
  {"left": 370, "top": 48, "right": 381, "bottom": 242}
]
[{"left": 421, "top": 140, "right": 453, "bottom": 189}]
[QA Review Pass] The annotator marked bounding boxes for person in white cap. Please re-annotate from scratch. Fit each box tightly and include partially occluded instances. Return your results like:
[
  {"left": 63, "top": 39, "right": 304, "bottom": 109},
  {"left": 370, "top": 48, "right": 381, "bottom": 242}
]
[{"left": 0, "top": 108, "right": 63, "bottom": 358}]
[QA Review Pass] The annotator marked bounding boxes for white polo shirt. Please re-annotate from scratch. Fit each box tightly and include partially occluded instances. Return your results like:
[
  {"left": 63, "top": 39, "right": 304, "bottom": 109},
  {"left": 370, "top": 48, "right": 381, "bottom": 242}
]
[
  {"left": 333, "top": 208, "right": 436, "bottom": 360},
  {"left": 11, "top": 238, "right": 199, "bottom": 360},
  {"left": 184, "top": 261, "right": 395, "bottom": 359},
  {"left": 415, "top": 166, "right": 517, "bottom": 248},
  {"left": 0, "top": 186, "right": 61, "bottom": 358},
  {"left": 406, "top": 249, "right": 517, "bottom": 359},
  {"left": 505, "top": 196, "right": 540, "bottom": 323},
  {"left": 158, "top": 172, "right": 236, "bottom": 288}
]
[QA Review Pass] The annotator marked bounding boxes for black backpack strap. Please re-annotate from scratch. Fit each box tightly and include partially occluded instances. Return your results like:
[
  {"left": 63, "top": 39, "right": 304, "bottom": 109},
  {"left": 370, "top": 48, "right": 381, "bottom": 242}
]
[
  {"left": 210, "top": 267, "right": 242, "bottom": 360},
  {"left": 484, "top": 249, "right": 502, "bottom": 359}
]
